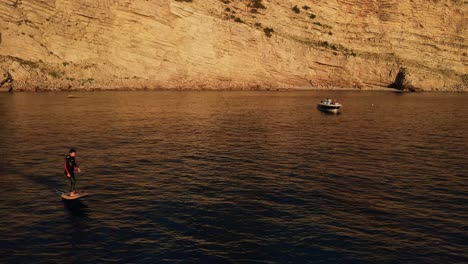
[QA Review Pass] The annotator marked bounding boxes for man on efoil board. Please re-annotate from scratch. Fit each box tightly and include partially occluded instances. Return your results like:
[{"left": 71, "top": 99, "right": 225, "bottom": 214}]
[{"left": 64, "top": 148, "right": 81, "bottom": 197}]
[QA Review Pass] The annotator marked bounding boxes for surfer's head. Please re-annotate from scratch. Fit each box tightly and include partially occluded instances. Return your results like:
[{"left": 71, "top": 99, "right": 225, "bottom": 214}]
[{"left": 69, "top": 148, "right": 76, "bottom": 157}]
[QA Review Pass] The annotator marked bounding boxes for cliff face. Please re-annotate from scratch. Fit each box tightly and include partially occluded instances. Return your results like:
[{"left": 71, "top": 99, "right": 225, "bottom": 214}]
[{"left": 0, "top": 0, "right": 466, "bottom": 91}]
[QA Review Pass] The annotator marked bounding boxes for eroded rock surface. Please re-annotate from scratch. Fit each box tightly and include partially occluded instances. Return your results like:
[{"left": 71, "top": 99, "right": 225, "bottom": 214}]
[{"left": 0, "top": 0, "right": 466, "bottom": 91}]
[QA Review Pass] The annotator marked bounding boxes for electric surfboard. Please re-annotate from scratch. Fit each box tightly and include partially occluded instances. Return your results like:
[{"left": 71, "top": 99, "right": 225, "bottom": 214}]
[{"left": 55, "top": 189, "right": 90, "bottom": 200}]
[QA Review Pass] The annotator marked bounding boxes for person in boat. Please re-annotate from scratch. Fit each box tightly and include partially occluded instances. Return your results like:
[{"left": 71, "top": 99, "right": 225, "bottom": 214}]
[{"left": 64, "top": 148, "right": 81, "bottom": 196}]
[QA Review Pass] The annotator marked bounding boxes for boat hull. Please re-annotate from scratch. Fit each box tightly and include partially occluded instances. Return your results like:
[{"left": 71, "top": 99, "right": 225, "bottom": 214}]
[{"left": 317, "top": 103, "right": 341, "bottom": 113}]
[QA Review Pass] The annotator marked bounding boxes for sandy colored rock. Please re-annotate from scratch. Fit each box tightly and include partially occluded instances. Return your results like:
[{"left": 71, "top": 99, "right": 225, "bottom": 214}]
[{"left": 0, "top": 0, "right": 466, "bottom": 91}]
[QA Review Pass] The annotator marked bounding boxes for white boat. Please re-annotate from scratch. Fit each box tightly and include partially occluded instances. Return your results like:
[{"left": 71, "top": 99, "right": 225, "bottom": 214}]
[{"left": 317, "top": 101, "right": 342, "bottom": 113}]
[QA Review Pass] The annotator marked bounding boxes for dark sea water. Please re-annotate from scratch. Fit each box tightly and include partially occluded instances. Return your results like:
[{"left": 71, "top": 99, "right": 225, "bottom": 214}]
[{"left": 0, "top": 91, "right": 466, "bottom": 264}]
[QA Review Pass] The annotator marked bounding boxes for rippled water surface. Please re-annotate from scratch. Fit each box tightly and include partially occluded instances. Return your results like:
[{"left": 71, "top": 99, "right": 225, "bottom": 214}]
[{"left": 0, "top": 91, "right": 467, "bottom": 263}]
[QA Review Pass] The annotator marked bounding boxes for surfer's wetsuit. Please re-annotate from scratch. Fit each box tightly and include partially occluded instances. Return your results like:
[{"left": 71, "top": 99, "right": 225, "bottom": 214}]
[{"left": 64, "top": 155, "right": 79, "bottom": 192}]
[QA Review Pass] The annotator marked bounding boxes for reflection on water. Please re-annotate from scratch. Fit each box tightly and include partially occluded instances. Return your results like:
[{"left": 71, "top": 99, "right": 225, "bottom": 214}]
[
  {"left": 63, "top": 200, "right": 89, "bottom": 218},
  {"left": 0, "top": 91, "right": 467, "bottom": 264}
]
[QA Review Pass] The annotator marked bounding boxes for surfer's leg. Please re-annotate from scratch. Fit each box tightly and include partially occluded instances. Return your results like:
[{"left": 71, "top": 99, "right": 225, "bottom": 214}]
[
  {"left": 71, "top": 175, "right": 76, "bottom": 193},
  {"left": 68, "top": 173, "right": 76, "bottom": 195},
  {"left": 68, "top": 176, "right": 73, "bottom": 193}
]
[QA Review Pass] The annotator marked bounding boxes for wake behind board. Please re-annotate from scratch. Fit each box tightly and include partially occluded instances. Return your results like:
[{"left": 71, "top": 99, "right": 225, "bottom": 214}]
[{"left": 55, "top": 189, "right": 90, "bottom": 200}]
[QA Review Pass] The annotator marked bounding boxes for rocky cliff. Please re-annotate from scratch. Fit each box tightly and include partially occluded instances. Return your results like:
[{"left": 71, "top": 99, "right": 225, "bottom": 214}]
[{"left": 0, "top": 0, "right": 466, "bottom": 91}]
